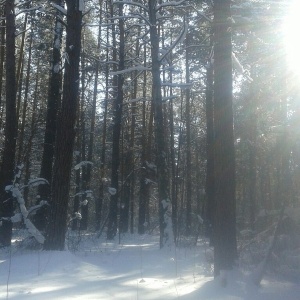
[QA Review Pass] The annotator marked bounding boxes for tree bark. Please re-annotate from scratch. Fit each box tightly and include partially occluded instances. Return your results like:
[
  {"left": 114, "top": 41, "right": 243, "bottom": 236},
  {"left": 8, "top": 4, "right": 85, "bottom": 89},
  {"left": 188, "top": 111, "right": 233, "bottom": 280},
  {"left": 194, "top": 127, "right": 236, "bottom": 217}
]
[
  {"left": 205, "top": 31, "right": 215, "bottom": 244},
  {"left": 185, "top": 31, "right": 192, "bottom": 236},
  {"left": 38, "top": 0, "right": 64, "bottom": 230},
  {"left": 213, "top": 0, "right": 237, "bottom": 277},
  {"left": 107, "top": 0, "right": 125, "bottom": 240},
  {"left": 96, "top": 1, "right": 109, "bottom": 231},
  {"left": 44, "top": 0, "right": 82, "bottom": 250},
  {"left": 0, "top": 0, "right": 17, "bottom": 247},
  {"left": 17, "top": 26, "right": 33, "bottom": 165},
  {"left": 148, "top": 0, "right": 172, "bottom": 248},
  {"left": 0, "top": 7, "right": 5, "bottom": 126}
]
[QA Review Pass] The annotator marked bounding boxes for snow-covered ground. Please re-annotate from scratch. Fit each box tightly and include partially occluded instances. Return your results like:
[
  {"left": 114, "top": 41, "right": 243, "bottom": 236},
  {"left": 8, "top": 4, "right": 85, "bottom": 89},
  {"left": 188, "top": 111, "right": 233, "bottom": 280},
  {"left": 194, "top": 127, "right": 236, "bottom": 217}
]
[{"left": 1, "top": 233, "right": 299, "bottom": 299}]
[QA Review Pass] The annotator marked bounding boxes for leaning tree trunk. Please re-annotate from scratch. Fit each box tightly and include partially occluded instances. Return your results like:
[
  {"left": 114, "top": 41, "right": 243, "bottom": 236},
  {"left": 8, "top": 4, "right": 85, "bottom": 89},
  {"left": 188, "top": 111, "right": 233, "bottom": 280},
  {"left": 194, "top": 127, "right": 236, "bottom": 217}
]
[
  {"left": 44, "top": 0, "right": 83, "bottom": 250},
  {"left": 0, "top": 0, "right": 17, "bottom": 247},
  {"left": 213, "top": 0, "right": 237, "bottom": 278},
  {"left": 148, "top": 0, "right": 172, "bottom": 248}
]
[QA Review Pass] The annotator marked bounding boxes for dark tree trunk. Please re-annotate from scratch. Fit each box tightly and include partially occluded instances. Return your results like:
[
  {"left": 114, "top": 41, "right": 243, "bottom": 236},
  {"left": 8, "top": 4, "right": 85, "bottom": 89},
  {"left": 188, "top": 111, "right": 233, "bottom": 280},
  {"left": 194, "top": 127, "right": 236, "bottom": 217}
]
[
  {"left": 213, "top": 0, "right": 237, "bottom": 277},
  {"left": 0, "top": 0, "right": 17, "bottom": 247},
  {"left": 37, "top": 0, "right": 64, "bottom": 231},
  {"left": 169, "top": 82, "right": 177, "bottom": 242},
  {"left": 23, "top": 57, "right": 40, "bottom": 205},
  {"left": 148, "top": 0, "right": 172, "bottom": 248},
  {"left": 185, "top": 31, "right": 192, "bottom": 236},
  {"left": 71, "top": 132, "right": 82, "bottom": 231},
  {"left": 107, "top": 1, "right": 125, "bottom": 240},
  {"left": 79, "top": 35, "right": 88, "bottom": 230},
  {"left": 44, "top": 0, "right": 82, "bottom": 250},
  {"left": 0, "top": 7, "right": 5, "bottom": 125},
  {"left": 138, "top": 45, "right": 152, "bottom": 235},
  {"left": 96, "top": 1, "right": 109, "bottom": 231},
  {"left": 120, "top": 151, "right": 131, "bottom": 233},
  {"left": 17, "top": 26, "right": 33, "bottom": 164}
]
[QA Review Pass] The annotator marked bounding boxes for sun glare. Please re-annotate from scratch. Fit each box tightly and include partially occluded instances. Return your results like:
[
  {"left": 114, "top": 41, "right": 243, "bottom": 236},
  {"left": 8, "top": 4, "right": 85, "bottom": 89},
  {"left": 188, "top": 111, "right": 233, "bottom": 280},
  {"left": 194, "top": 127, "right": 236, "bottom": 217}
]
[{"left": 283, "top": 0, "right": 300, "bottom": 74}]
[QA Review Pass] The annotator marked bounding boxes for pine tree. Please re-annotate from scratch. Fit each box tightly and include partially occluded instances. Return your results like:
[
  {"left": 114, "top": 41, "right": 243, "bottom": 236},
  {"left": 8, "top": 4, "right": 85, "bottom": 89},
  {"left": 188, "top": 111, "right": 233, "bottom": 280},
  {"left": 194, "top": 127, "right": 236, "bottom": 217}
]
[{"left": 213, "top": 0, "right": 237, "bottom": 277}]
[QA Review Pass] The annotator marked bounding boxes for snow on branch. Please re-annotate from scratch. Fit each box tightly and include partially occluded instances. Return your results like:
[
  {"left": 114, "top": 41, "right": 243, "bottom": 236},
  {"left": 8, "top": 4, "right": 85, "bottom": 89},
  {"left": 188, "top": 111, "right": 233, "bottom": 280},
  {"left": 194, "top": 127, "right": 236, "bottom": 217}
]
[
  {"left": 16, "top": 0, "right": 32, "bottom": 8},
  {"left": 109, "top": 12, "right": 151, "bottom": 27},
  {"left": 129, "top": 12, "right": 151, "bottom": 27},
  {"left": 232, "top": 52, "right": 253, "bottom": 82},
  {"left": 27, "top": 201, "right": 49, "bottom": 217},
  {"left": 112, "top": 1, "right": 148, "bottom": 12},
  {"left": 108, "top": 187, "right": 117, "bottom": 195},
  {"left": 27, "top": 178, "right": 49, "bottom": 188},
  {"left": 16, "top": 6, "right": 42, "bottom": 16},
  {"left": 124, "top": 97, "right": 151, "bottom": 104},
  {"left": 161, "top": 82, "right": 193, "bottom": 88},
  {"left": 156, "top": 0, "right": 186, "bottom": 11},
  {"left": 79, "top": 0, "right": 85, "bottom": 11},
  {"left": 5, "top": 185, "right": 45, "bottom": 244},
  {"left": 110, "top": 66, "right": 150, "bottom": 76},
  {"left": 162, "top": 95, "right": 178, "bottom": 102},
  {"left": 51, "top": 2, "right": 67, "bottom": 16},
  {"left": 74, "top": 161, "right": 93, "bottom": 170}
]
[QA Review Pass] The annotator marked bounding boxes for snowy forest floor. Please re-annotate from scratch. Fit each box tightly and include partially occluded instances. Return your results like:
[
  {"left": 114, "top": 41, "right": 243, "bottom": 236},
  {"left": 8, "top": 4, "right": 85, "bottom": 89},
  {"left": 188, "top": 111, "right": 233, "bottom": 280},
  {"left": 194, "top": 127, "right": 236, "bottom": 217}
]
[{"left": 1, "top": 231, "right": 300, "bottom": 299}]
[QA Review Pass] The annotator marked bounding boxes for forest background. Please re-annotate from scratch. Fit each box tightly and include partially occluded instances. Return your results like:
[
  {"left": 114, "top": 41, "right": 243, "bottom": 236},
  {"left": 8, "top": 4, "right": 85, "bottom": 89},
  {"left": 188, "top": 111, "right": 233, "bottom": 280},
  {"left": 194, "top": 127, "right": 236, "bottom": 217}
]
[{"left": 0, "top": 0, "right": 299, "bottom": 282}]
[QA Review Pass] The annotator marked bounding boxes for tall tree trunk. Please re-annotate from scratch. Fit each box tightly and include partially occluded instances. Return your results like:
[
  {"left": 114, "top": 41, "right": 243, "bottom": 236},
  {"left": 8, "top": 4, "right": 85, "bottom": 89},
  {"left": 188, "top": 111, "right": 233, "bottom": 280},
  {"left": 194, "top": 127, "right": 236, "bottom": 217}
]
[
  {"left": 17, "top": 26, "right": 33, "bottom": 164},
  {"left": 169, "top": 82, "right": 177, "bottom": 242},
  {"left": 107, "top": 1, "right": 125, "bottom": 240},
  {"left": 247, "top": 56, "right": 258, "bottom": 232},
  {"left": 205, "top": 31, "right": 215, "bottom": 244},
  {"left": 79, "top": 33, "right": 88, "bottom": 230},
  {"left": 72, "top": 125, "right": 82, "bottom": 231},
  {"left": 15, "top": 5, "right": 28, "bottom": 124},
  {"left": 148, "top": 0, "right": 172, "bottom": 248},
  {"left": 0, "top": 0, "right": 17, "bottom": 247},
  {"left": 44, "top": 0, "right": 83, "bottom": 250},
  {"left": 213, "top": 0, "right": 237, "bottom": 277},
  {"left": 23, "top": 57, "right": 40, "bottom": 205},
  {"left": 138, "top": 44, "right": 152, "bottom": 235},
  {"left": 38, "top": 0, "right": 63, "bottom": 200},
  {"left": 120, "top": 149, "right": 131, "bottom": 233},
  {"left": 96, "top": 0, "right": 109, "bottom": 231},
  {"left": 36, "top": 0, "right": 64, "bottom": 231},
  {"left": 0, "top": 7, "right": 5, "bottom": 126},
  {"left": 185, "top": 31, "right": 192, "bottom": 236}
]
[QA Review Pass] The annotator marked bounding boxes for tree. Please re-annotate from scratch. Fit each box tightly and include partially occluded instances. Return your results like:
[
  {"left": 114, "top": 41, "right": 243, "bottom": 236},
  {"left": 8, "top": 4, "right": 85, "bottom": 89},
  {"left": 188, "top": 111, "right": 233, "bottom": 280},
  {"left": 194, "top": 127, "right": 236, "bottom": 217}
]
[
  {"left": 185, "top": 30, "right": 192, "bottom": 236},
  {"left": 0, "top": 7, "right": 5, "bottom": 125},
  {"left": 205, "top": 29, "right": 215, "bottom": 244},
  {"left": 44, "top": 0, "right": 83, "bottom": 250},
  {"left": 36, "top": 0, "right": 64, "bottom": 231},
  {"left": 213, "top": 0, "right": 237, "bottom": 278},
  {"left": 107, "top": 0, "right": 125, "bottom": 240},
  {"left": 0, "top": 0, "right": 17, "bottom": 247},
  {"left": 148, "top": 0, "right": 173, "bottom": 248}
]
